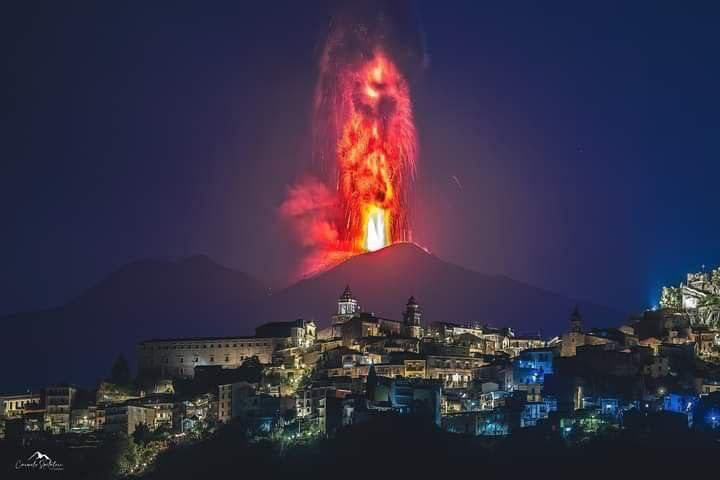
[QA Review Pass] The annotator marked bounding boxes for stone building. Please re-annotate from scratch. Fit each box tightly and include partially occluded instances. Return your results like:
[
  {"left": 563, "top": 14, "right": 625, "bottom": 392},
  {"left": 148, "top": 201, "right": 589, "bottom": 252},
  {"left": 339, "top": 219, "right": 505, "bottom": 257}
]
[
  {"left": 560, "top": 307, "right": 615, "bottom": 357},
  {"left": 137, "top": 336, "right": 279, "bottom": 379},
  {"left": 333, "top": 285, "right": 360, "bottom": 324},
  {"left": 326, "top": 287, "right": 420, "bottom": 345},
  {"left": 340, "top": 312, "right": 402, "bottom": 346},
  {"left": 255, "top": 319, "right": 316, "bottom": 349},
  {"left": 137, "top": 320, "right": 315, "bottom": 380},
  {"left": 402, "top": 296, "right": 423, "bottom": 339}
]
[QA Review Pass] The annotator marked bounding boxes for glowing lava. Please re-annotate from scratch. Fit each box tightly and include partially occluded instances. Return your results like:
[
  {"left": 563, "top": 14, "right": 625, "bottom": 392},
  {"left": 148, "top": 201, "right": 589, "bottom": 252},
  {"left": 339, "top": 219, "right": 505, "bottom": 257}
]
[
  {"left": 281, "top": 44, "right": 418, "bottom": 277},
  {"left": 336, "top": 51, "right": 416, "bottom": 253},
  {"left": 365, "top": 206, "right": 387, "bottom": 252}
]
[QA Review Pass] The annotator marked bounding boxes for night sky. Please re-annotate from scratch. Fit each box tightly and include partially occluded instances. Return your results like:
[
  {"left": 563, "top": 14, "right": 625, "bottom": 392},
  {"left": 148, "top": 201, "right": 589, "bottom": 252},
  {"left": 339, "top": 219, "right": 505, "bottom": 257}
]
[{"left": 2, "top": 1, "right": 719, "bottom": 319}]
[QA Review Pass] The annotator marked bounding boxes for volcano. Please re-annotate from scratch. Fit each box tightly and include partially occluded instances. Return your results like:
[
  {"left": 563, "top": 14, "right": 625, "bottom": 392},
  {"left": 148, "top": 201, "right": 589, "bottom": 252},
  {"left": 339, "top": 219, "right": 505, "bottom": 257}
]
[
  {"left": 0, "top": 244, "right": 622, "bottom": 391},
  {"left": 259, "top": 242, "right": 621, "bottom": 335}
]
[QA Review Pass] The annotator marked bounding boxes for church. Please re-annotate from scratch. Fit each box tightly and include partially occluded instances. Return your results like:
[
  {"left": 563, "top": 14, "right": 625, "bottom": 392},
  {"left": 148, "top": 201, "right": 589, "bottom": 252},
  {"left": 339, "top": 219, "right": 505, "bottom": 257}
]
[
  {"left": 136, "top": 285, "right": 423, "bottom": 380},
  {"left": 321, "top": 285, "right": 424, "bottom": 345}
]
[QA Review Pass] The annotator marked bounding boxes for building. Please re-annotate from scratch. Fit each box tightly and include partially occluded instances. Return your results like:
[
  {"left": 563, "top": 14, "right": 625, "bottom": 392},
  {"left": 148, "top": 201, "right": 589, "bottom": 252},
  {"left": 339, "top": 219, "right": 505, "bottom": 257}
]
[
  {"left": 521, "top": 401, "right": 552, "bottom": 427},
  {"left": 443, "top": 408, "right": 518, "bottom": 436},
  {"left": 45, "top": 386, "right": 76, "bottom": 434},
  {"left": 137, "top": 336, "right": 280, "bottom": 379},
  {"left": 402, "top": 297, "right": 423, "bottom": 339},
  {"left": 560, "top": 307, "right": 615, "bottom": 357},
  {"left": 255, "top": 319, "right": 316, "bottom": 349},
  {"left": 217, "top": 382, "right": 255, "bottom": 423},
  {"left": 104, "top": 404, "right": 157, "bottom": 435},
  {"left": 70, "top": 407, "right": 96, "bottom": 432},
  {"left": 137, "top": 319, "right": 317, "bottom": 380},
  {"left": 389, "top": 378, "right": 442, "bottom": 426},
  {"left": 429, "top": 322, "right": 485, "bottom": 340},
  {"left": 513, "top": 347, "right": 555, "bottom": 384},
  {"left": 0, "top": 392, "right": 41, "bottom": 419},
  {"left": 660, "top": 269, "right": 720, "bottom": 328},
  {"left": 340, "top": 312, "right": 402, "bottom": 346},
  {"left": 334, "top": 285, "right": 360, "bottom": 322},
  {"left": 426, "top": 355, "right": 486, "bottom": 388},
  {"left": 505, "top": 336, "right": 546, "bottom": 357},
  {"left": 137, "top": 394, "right": 175, "bottom": 430},
  {"left": 295, "top": 387, "right": 350, "bottom": 436}
]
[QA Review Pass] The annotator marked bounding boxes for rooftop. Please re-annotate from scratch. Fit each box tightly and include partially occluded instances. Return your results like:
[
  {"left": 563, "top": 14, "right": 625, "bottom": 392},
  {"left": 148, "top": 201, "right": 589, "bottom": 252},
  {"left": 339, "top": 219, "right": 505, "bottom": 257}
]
[{"left": 138, "top": 335, "right": 258, "bottom": 344}]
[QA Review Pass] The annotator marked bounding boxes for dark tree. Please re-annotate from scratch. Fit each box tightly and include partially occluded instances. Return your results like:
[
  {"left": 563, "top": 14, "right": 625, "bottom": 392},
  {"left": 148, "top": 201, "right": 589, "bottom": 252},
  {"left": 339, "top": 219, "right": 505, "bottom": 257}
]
[
  {"left": 110, "top": 354, "right": 131, "bottom": 385},
  {"left": 237, "top": 356, "right": 263, "bottom": 383},
  {"left": 132, "top": 422, "right": 151, "bottom": 446},
  {"left": 366, "top": 364, "right": 377, "bottom": 401}
]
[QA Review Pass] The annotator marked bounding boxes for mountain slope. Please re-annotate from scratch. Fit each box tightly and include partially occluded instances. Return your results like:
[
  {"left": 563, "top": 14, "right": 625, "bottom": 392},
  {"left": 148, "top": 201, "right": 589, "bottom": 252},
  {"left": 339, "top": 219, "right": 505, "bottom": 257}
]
[
  {"left": 259, "top": 243, "right": 622, "bottom": 335},
  {"left": 0, "top": 245, "right": 623, "bottom": 391},
  {"left": 1, "top": 255, "right": 267, "bottom": 391}
]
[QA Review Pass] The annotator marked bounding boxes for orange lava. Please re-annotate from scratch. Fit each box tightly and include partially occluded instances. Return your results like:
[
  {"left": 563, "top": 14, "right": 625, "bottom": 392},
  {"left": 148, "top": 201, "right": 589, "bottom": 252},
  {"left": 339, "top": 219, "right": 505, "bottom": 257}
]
[
  {"left": 336, "top": 50, "right": 417, "bottom": 253},
  {"left": 281, "top": 48, "right": 418, "bottom": 279}
]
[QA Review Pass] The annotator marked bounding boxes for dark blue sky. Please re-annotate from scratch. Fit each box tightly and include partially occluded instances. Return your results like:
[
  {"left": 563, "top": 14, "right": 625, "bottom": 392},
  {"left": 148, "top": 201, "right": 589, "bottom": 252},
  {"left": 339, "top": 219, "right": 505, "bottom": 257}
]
[{"left": 2, "top": 1, "right": 718, "bottom": 318}]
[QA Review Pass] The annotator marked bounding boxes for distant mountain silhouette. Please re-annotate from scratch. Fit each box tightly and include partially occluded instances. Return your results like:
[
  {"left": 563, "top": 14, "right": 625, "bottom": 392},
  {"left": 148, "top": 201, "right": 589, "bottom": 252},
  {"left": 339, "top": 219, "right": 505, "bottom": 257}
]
[
  {"left": 0, "top": 255, "right": 268, "bottom": 391},
  {"left": 0, "top": 245, "right": 623, "bottom": 391},
  {"left": 259, "top": 242, "right": 622, "bottom": 335}
]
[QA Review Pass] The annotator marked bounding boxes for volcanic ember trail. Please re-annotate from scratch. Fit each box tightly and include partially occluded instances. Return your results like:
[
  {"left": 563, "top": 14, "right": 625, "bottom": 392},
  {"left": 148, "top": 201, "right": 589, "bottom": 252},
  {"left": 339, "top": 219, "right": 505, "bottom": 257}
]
[
  {"left": 336, "top": 51, "right": 417, "bottom": 253},
  {"left": 280, "top": 12, "right": 420, "bottom": 278}
]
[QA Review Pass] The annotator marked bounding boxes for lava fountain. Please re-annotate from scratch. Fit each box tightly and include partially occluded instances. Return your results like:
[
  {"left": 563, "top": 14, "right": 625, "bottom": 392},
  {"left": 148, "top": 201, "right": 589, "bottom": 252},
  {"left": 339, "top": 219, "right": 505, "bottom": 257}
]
[
  {"left": 336, "top": 51, "right": 417, "bottom": 253},
  {"left": 280, "top": 13, "right": 420, "bottom": 277}
]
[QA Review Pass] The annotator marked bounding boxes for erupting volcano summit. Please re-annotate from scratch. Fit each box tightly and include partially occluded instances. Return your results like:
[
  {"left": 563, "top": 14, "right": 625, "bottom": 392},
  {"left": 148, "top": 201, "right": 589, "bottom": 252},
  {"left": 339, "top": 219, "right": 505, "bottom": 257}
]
[
  {"left": 335, "top": 49, "right": 417, "bottom": 253},
  {"left": 281, "top": 16, "right": 420, "bottom": 277}
]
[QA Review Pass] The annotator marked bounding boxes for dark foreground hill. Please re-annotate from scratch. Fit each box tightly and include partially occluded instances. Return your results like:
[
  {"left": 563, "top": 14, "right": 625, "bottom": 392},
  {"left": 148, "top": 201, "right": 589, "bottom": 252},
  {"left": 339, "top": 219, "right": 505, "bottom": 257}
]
[
  {"left": 0, "top": 244, "right": 622, "bottom": 390},
  {"left": 2, "top": 414, "right": 705, "bottom": 480}
]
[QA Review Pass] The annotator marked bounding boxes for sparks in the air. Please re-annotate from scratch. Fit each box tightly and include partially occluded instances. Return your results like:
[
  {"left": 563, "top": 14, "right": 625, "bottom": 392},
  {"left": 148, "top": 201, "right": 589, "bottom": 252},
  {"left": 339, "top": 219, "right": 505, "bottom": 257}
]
[
  {"left": 336, "top": 50, "right": 416, "bottom": 253},
  {"left": 280, "top": 37, "right": 418, "bottom": 277}
]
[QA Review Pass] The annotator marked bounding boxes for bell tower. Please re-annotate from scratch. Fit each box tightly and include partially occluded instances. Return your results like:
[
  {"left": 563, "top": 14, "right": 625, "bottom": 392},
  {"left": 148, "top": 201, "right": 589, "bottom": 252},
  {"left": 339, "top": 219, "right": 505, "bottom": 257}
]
[
  {"left": 402, "top": 296, "right": 423, "bottom": 338},
  {"left": 332, "top": 285, "right": 360, "bottom": 326},
  {"left": 338, "top": 285, "right": 359, "bottom": 316}
]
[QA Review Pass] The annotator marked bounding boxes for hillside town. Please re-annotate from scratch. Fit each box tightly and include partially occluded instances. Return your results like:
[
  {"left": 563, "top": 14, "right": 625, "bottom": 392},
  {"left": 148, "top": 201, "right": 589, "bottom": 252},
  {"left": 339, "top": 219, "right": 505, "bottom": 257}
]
[{"left": 3, "top": 268, "right": 720, "bottom": 475}]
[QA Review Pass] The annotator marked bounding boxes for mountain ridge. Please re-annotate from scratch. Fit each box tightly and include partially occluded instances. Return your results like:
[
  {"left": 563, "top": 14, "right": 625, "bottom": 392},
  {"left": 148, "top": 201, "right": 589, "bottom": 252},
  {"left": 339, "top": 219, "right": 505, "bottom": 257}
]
[
  {"left": 259, "top": 242, "right": 621, "bottom": 334},
  {"left": 0, "top": 243, "right": 623, "bottom": 390}
]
